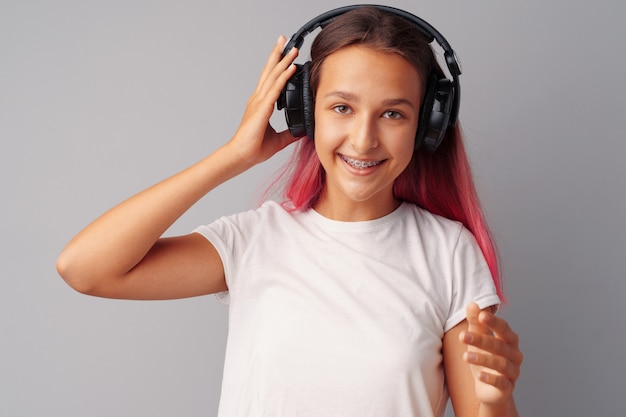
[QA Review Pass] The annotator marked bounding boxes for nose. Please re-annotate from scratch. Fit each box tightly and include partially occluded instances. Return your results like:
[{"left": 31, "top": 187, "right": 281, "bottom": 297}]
[{"left": 349, "top": 115, "right": 379, "bottom": 154}]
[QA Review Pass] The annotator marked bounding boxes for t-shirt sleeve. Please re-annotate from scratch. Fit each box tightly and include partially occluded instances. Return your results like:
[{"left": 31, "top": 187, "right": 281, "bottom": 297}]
[
  {"left": 444, "top": 226, "right": 501, "bottom": 331},
  {"left": 192, "top": 211, "right": 252, "bottom": 305}
]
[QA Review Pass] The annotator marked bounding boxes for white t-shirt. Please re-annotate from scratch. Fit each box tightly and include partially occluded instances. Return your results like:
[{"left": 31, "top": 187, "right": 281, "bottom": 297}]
[{"left": 194, "top": 201, "right": 500, "bottom": 417}]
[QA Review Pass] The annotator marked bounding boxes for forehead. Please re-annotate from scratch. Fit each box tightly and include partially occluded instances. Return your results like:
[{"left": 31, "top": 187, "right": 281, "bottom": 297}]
[{"left": 316, "top": 45, "right": 423, "bottom": 103}]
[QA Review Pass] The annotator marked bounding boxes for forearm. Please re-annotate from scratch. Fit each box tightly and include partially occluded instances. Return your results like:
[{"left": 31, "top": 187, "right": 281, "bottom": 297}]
[
  {"left": 56, "top": 142, "right": 251, "bottom": 290},
  {"left": 445, "top": 308, "right": 523, "bottom": 417}
]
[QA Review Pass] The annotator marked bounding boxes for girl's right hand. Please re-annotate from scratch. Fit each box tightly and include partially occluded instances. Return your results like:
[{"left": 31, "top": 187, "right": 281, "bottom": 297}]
[{"left": 227, "top": 35, "right": 301, "bottom": 167}]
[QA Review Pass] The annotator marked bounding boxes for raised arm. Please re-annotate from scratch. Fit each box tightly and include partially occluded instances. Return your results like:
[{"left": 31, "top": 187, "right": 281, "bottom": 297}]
[{"left": 56, "top": 36, "right": 299, "bottom": 300}]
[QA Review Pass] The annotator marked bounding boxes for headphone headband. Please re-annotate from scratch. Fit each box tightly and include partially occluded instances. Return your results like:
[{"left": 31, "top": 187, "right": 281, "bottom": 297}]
[{"left": 285, "top": 5, "right": 453, "bottom": 60}]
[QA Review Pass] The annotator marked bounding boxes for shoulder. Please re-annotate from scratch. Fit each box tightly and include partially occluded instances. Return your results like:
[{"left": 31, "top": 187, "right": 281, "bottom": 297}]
[
  {"left": 401, "top": 203, "right": 486, "bottom": 266},
  {"left": 402, "top": 203, "right": 465, "bottom": 240},
  {"left": 207, "top": 200, "right": 293, "bottom": 226},
  {"left": 194, "top": 200, "right": 303, "bottom": 241}
]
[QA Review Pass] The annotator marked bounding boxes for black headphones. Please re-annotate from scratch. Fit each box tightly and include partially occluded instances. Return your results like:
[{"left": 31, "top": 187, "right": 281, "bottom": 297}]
[{"left": 276, "top": 4, "right": 462, "bottom": 152}]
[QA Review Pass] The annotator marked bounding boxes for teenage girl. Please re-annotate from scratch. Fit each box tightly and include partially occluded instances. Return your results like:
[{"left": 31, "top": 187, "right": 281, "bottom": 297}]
[{"left": 57, "top": 6, "right": 522, "bottom": 417}]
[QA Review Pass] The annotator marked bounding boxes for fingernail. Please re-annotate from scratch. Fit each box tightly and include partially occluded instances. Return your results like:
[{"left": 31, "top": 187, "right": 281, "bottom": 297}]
[
  {"left": 467, "top": 353, "right": 478, "bottom": 363},
  {"left": 464, "top": 333, "right": 474, "bottom": 343}
]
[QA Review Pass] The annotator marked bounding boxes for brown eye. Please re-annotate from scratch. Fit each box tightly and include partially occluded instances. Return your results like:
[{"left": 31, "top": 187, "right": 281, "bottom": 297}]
[
  {"left": 333, "top": 105, "right": 351, "bottom": 114},
  {"left": 383, "top": 110, "right": 402, "bottom": 119}
]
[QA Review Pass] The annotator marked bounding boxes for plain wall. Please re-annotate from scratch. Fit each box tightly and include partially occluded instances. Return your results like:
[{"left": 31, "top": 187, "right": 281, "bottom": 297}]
[{"left": 1, "top": 0, "right": 625, "bottom": 416}]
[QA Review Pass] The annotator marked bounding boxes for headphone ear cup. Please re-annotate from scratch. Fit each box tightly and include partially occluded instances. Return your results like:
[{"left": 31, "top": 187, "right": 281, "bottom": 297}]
[
  {"left": 415, "top": 74, "right": 438, "bottom": 151},
  {"left": 276, "top": 62, "right": 314, "bottom": 139},
  {"left": 415, "top": 75, "right": 454, "bottom": 152},
  {"left": 301, "top": 61, "right": 315, "bottom": 139}
]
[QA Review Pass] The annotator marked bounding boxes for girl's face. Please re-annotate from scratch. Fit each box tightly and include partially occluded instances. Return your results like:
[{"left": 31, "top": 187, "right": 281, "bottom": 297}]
[{"left": 312, "top": 45, "right": 423, "bottom": 221}]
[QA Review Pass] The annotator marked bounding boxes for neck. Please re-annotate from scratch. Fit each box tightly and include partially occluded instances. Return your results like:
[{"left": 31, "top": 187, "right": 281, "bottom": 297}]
[{"left": 313, "top": 190, "right": 401, "bottom": 222}]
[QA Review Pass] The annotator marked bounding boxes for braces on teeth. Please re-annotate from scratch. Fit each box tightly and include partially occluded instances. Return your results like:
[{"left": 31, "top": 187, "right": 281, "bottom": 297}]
[{"left": 342, "top": 156, "right": 381, "bottom": 168}]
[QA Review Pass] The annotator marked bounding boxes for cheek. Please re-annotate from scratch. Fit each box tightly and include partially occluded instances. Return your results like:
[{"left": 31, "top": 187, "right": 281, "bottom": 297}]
[
  {"left": 312, "top": 116, "right": 343, "bottom": 155},
  {"left": 311, "top": 130, "right": 334, "bottom": 169},
  {"left": 396, "top": 151, "right": 415, "bottom": 176},
  {"left": 390, "top": 132, "right": 417, "bottom": 165}
]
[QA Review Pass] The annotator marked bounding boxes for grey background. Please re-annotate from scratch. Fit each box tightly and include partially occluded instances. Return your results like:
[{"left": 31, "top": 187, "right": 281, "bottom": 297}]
[{"left": 2, "top": 0, "right": 624, "bottom": 416}]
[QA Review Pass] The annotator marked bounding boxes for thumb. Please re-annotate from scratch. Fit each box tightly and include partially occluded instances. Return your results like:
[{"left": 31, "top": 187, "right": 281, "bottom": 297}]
[
  {"left": 466, "top": 302, "right": 488, "bottom": 335},
  {"left": 276, "top": 127, "right": 303, "bottom": 149}
]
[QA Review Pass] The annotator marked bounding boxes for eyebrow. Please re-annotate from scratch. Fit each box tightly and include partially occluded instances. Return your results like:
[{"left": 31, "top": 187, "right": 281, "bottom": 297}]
[{"left": 323, "top": 91, "right": 416, "bottom": 109}]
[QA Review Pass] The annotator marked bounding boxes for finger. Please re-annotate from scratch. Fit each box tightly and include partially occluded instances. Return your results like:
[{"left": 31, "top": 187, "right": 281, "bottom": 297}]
[
  {"left": 465, "top": 303, "right": 493, "bottom": 336},
  {"left": 248, "top": 60, "right": 297, "bottom": 118},
  {"left": 253, "top": 51, "right": 298, "bottom": 106},
  {"left": 478, "top": 311, "right": 520, "bottom": 346},
  {"left": 475, "top": 370, "right": 515, "bottom": 392},
  {"left": 461, "top": 331, "right": 509, "bottom": 357},
  {"left": 464, "top": 350, "right": 520, "bottom": 382},
  {"left": 460, "top": 330, "right": 524, "bottom": 369},
  {"left": 241, "top": 47, "right": 297, "bottom": 127},
  {"left": 266, "top": 47, "right": 298, "bottom": 91},
  {"left": 256, "top": 35, "right": 288, "bottom": 88},
  {"left": 256, "top": 37, "right": 298, "bottom": 94}
]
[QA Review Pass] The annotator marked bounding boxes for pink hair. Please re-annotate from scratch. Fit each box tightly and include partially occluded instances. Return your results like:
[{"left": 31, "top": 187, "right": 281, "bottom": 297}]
[{"left": 396, "top": 125, "right": 504, "bottom": 300}]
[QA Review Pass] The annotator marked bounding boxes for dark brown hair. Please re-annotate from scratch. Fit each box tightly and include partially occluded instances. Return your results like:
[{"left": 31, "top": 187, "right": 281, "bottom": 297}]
[{"left": 309, "top": 7, "right": 438, "bottom": 101}]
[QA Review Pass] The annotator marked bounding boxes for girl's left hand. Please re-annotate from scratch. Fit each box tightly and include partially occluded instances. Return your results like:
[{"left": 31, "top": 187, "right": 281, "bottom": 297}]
[{"left": 460, "top": 303, "right": 523, "bottom": 406}]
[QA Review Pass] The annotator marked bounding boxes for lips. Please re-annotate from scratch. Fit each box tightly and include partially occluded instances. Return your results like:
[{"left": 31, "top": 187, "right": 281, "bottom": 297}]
[{"left": 340, "top": 154, "right": 383, "bottom": 169}]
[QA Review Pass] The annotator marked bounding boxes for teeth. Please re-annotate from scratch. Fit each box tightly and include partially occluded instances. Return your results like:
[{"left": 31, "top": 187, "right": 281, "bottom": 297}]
[{"left": 341, "top": 155, "right": 382, "bottom": 169}]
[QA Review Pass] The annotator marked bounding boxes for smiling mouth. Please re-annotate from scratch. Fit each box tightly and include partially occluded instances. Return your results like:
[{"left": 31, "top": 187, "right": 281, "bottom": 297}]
[{"left": 340, "top": 154, "right": 384, "bottom": 169}]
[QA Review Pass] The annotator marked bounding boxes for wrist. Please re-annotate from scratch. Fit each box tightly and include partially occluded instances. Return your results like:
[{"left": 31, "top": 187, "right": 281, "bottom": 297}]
[
  {"left": 220, "top": 139, "right": 261, "bottom": 170},
  {"left": 216, "top": 141, "right": 257, "bottom": 172},
  {"left": 478, "top": 397, "right": 518, "bottom": 417}
]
